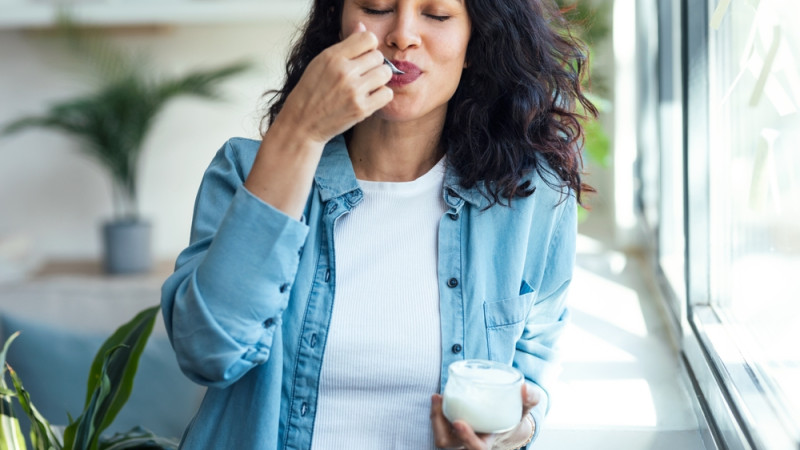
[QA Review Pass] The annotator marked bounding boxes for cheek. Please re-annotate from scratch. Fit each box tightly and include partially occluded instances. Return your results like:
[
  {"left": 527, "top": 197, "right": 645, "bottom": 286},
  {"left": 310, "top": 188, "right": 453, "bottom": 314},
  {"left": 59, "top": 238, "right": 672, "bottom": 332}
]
[
  {"left": 340, "top": 8, "right": 358, "bottom": 38},
  {"left": 432, "top": 30, "right": 470, "bottom": 67}
]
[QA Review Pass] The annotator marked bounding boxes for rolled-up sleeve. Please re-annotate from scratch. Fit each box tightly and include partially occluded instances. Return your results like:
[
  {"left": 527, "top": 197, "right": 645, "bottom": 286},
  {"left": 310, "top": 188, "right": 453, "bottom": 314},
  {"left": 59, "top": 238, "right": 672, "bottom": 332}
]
[{"left": 161, "top": 139, "right": 308, "bottom": 388}]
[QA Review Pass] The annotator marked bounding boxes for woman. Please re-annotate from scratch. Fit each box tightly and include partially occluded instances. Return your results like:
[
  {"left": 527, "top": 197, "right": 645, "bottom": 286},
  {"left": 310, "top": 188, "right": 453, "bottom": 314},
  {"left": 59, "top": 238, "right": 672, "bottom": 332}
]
[{"left": 161, "top": 0, "right": 595, "bottom": 448}]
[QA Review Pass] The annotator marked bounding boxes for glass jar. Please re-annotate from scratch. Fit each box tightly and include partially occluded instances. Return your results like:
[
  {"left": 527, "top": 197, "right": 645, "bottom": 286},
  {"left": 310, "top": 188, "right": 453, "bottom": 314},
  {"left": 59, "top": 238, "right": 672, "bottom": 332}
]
[{"left": 442, "top": 359, "right": 524, "bottom": 433}]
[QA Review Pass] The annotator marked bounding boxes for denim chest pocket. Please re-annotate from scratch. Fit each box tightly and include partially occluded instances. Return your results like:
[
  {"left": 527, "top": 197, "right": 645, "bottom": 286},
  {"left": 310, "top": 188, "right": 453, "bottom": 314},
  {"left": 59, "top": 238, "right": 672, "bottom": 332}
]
[{"left": 483, "top": 289, "right": 537, "bottom": 365}]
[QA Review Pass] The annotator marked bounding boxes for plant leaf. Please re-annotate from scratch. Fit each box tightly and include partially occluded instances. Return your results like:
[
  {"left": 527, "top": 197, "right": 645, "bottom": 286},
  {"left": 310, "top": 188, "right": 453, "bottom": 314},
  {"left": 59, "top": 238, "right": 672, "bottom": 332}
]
[
  {"left": 1, "top": 332, "right": 26, "bottom": 450},
  {"left": 68, "top": 352, "right": 115, "bottom": 450},
  {"left": 157, "top": 60, "right": 252, "bottom": 101},
  {"left": 62, "top": 422, "right": 74, "bottom": 450},
  {"left": 0, "top": 402, "right": 26, "bottom": 450},
  {"left": 0, "top": 332, "right": 20, "bottom": 386},
  {"left": 62, "top": 306, "right": 159, "bottom": 450},
  {"left": 85, "top": 306, "right": 159, "bottom": 424},
  {"left": 582, "top": 118, "right": 611, "bottom": 168},
  {"left": 98, "top": 426, "right": 178, "bottom": 450},
  {"left": 7, "top": 366, "right": 63, "bottom": 450},
  {"left": 0, "top": 388, "right": 15, "bottom": 397}
]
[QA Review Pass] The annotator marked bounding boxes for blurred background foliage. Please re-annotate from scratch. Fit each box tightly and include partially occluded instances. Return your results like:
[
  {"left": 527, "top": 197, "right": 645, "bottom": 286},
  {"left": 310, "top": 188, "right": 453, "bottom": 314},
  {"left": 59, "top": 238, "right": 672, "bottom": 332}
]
[{"left": 557, "top": 0, "right": 614, "bottom": 220}]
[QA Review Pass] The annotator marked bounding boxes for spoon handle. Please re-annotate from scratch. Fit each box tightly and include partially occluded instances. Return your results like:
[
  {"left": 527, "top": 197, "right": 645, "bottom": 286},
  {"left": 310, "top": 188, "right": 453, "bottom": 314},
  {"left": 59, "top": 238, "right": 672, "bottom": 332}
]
[{"left": 383, "top": 57, "right": 405, "bottom": 75}]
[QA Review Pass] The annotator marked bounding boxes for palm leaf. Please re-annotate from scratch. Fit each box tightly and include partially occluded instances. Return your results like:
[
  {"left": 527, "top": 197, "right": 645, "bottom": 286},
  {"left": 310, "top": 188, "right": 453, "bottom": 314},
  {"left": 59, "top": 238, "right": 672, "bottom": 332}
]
[
  {"left": 54, "top": 10, "right": 141, "bottom": 83},
  {"left": 157, "top": 60, "right": 252, "bottom": 100}
]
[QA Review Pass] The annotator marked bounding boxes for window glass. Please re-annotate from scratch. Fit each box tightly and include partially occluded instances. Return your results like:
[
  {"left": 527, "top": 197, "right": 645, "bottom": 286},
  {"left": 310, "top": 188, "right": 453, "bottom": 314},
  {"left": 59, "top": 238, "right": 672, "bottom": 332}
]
[{"left": 707, "top": 0, "right": 800, "bottom": 432}]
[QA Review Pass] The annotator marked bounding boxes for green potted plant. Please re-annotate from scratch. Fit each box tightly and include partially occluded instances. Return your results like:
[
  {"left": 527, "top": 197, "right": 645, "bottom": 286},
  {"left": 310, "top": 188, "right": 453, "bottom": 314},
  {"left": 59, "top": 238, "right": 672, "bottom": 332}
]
[
  {"left": 1, "top": 305, "right": 176, "bottom": 450},
  {"left": 1, "top": 24, "right": 250, "bottom": 274}
]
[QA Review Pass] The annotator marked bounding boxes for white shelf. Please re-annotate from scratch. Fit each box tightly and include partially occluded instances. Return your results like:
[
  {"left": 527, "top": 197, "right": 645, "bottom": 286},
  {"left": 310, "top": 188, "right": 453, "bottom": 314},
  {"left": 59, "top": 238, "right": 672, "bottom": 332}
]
[{"left": 0, "top": 1, "right": 312, "bottom": 29}]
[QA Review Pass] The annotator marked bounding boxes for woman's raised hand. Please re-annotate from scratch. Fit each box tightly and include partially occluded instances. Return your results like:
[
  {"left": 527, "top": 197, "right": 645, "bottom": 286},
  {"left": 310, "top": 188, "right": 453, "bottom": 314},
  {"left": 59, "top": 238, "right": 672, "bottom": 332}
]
[
  {"left": 278, "top": 22, "right": 394, "bottom": 145},
  {"left": 245, "top": 22, "right": 393, "bottom": 218},
  {"left": 430, "top": 383, "right": 541, "bottom": 450}
]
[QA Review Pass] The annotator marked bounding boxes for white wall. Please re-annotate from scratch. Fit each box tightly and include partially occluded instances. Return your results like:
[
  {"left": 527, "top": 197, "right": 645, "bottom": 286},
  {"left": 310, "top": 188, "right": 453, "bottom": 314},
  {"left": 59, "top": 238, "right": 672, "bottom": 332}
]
[{"left": 0, "top": 21, "right": 299, "bottom": 263}]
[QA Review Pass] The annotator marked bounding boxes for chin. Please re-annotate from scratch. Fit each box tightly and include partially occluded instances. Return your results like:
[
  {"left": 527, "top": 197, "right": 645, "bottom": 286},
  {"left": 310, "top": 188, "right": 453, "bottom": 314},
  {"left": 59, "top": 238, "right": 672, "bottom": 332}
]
[
  {"left": 375, "top": 100, "right": 427, "bottom": 122},
  {"left": 374, "top": 106, "right": 413, "bottom": 122}
]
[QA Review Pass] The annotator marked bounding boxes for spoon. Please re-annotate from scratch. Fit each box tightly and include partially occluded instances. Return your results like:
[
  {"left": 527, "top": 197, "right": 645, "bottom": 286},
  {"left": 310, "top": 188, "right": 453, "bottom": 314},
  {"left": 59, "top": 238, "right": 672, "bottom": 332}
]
[{"left": 383, "top": 57, "right": 405, "bottom": 75}]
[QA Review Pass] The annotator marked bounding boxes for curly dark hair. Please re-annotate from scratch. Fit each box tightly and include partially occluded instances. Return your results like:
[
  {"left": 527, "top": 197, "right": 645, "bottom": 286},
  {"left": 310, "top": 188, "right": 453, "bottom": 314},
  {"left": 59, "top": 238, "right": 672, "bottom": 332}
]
[{"left": 262, "top": 0, "right": 597, "bottom": 207}]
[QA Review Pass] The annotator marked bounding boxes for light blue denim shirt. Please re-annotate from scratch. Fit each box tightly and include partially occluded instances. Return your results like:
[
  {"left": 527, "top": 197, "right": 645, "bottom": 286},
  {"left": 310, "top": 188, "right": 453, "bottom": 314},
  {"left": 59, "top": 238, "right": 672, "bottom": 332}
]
[{"left": 161, "top": 135, "right": 576, "bottom": 449}]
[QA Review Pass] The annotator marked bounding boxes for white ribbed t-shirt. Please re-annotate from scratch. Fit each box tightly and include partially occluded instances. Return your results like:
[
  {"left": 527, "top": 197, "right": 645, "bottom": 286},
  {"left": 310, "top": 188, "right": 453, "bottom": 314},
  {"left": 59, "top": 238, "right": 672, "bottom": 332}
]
[{"left": 310, "top": 157, "right": 447, "bottom": 450}]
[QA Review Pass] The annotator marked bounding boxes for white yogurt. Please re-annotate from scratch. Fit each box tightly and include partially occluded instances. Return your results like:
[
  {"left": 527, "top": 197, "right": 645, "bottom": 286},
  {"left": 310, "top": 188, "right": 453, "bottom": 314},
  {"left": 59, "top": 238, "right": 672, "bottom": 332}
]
[{"left": 442, "top": 359, "right": 524, "bottom": 433}]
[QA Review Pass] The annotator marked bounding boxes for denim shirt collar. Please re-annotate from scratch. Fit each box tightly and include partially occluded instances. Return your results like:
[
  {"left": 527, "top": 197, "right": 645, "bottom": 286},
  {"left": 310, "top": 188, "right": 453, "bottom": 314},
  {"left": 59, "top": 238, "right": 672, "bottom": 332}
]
[
  {"left": 314, "top": 134, "right": 487, "bottom": 209},
  {"left": 313, "top": 135, "right": 361, "bottom": 203}
]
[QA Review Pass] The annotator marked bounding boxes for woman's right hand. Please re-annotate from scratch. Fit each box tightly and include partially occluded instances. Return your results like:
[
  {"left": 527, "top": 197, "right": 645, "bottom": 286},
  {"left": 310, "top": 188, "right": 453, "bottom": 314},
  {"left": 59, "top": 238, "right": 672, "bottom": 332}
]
[
  {"left": 277, "top": 22, "right": 394, "bottom": 145},
  {"left": 244, "top": 22, "right": 393, "bottom": 218}
]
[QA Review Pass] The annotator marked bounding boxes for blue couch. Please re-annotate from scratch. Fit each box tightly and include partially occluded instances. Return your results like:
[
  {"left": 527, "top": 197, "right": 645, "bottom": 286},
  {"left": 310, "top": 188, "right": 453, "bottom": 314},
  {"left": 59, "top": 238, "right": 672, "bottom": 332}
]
[{"left": 0, "top": 277, "right": 204, "bottom": 446}]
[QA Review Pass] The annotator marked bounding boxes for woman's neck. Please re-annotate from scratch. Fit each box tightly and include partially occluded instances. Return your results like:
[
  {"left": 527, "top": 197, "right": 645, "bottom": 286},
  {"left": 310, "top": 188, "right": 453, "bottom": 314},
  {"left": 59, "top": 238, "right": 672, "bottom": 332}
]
[{"left": 347, "top": 115, "right": 445, "bottom": 182}]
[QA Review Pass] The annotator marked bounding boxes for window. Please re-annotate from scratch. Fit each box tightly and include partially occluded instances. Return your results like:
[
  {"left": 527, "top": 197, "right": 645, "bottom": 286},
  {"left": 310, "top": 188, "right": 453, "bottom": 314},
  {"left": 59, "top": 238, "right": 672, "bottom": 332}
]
[
  {"left": 706, "top": 0, "right": 800, "bottom": 444},
  {"left": 643, "top": 0, "right": 800, "bottom": 448}
]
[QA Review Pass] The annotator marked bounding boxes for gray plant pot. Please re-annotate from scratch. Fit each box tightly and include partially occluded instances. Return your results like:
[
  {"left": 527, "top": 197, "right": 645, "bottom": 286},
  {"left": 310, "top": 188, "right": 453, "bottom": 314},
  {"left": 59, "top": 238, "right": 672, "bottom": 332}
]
[{"left": 102, "top": 219, "right": 152, "bottom": 274}]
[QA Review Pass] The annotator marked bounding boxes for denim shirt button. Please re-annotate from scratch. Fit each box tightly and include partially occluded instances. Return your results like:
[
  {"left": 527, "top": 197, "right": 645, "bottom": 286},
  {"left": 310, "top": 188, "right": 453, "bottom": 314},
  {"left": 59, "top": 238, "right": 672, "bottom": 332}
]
[
  {"left": 279, "top": 283, "right": 290, "bottom": 293},
  {"left": 310, "top": 333, "right": 317, "bottom": 348},
  {"left": 449, "top": 212, "right": 459, "bottom": 220},
  {"left": 447, "top": 277, "right": 459, "bottom": 288},
  {"left": 324, "top": 269, "right": 331, "bottom": 282},
  {"left": 451, "top": 344, "right": 462, "bottom": 354},
  {"left": 301, "top": 402, "right": 308, "bottom": 416}
]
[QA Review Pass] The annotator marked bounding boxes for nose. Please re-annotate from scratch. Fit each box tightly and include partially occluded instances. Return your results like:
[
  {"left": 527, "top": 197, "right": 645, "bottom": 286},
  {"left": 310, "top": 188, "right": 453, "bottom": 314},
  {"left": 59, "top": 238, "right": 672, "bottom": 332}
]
[{"left": 385, "top": 11, "right": 422, "bottom": 51}]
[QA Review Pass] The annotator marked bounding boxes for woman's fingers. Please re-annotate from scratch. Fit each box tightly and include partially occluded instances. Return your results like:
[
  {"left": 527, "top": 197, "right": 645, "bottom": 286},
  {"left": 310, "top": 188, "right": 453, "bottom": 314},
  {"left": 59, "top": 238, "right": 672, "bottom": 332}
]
[
  {"left": 521, "top": 383, "right": 542, "bottom": 417},
  {"left": 338, "top": 25, "right": 380, "bottom": 60},
  {"left": 278, "top": 22, "right": 393, "bottom": 144},
  {"left": 430, "top": 385, "right": 541, "bottom": 450},
  {"left": 350, "top": 48, "right": 388, "bottom": 78},
  {"left": 431, "top": 394, "right": 461, "bottom": 448},
  {"left": 452, "top": 421, "right": 494, "bottom": 450},
  {"left": 431, "top": 394, "right": 497, "bottom": 450},
  {"left": 362, "top": 64, "right": 394, "bottom": 93}
]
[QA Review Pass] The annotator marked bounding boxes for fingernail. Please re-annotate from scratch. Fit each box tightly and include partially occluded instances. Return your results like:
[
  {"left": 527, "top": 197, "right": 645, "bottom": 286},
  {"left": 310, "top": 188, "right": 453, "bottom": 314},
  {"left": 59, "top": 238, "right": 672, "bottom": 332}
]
[{"left": 356, "top": 21, "right": 366, "bottom": 32}]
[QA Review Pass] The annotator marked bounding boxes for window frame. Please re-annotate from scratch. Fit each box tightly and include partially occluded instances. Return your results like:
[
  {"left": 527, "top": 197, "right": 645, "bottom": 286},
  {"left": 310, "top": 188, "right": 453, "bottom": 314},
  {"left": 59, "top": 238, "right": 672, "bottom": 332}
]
[{"left": 643, "top": 0, "right": 800, "bottom": 449}]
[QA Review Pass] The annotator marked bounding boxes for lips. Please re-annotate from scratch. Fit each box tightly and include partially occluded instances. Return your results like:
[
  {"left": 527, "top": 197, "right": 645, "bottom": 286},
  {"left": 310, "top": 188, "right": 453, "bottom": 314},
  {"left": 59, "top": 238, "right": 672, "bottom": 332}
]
[{"left": 388, "top": 60, "right": 422, "bottom": 86}]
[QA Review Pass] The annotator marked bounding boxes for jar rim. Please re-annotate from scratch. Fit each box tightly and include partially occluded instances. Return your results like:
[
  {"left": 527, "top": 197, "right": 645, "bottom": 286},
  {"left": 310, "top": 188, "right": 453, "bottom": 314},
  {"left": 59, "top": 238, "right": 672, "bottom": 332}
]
[{"left": 447, "top": 359, "right": 524, "bottom": 386}]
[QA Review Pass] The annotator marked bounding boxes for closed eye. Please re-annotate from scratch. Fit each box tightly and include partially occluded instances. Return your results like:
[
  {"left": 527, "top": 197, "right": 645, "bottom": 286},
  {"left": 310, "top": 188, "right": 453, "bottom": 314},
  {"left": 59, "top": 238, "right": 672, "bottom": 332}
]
[
  {"left": 425, "top": 14, "right": 451, "bottom": 22},
  {"left": 363, "top": 7, "right": 392, "bottom": 15}
]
